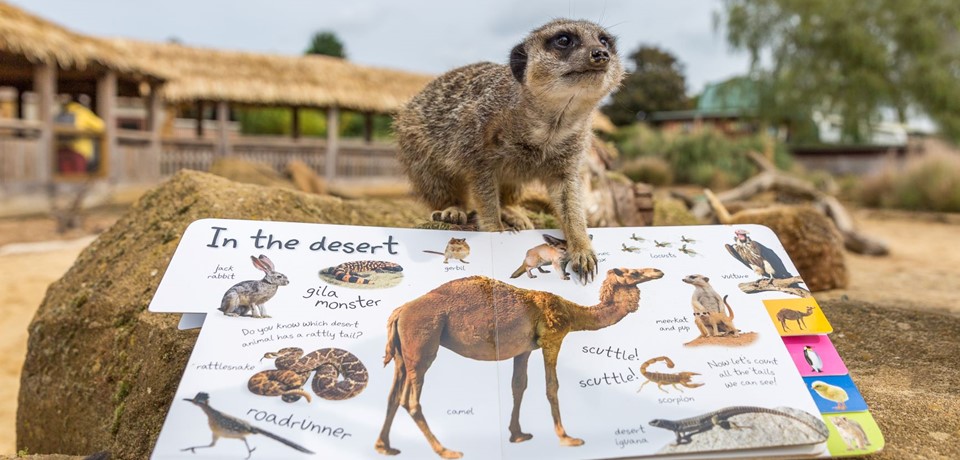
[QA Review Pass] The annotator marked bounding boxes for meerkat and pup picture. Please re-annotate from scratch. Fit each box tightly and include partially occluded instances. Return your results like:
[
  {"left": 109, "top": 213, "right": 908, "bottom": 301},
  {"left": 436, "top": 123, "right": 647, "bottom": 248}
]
[{"left": 395, "top": 19, "right": 624, "bottom": 283}]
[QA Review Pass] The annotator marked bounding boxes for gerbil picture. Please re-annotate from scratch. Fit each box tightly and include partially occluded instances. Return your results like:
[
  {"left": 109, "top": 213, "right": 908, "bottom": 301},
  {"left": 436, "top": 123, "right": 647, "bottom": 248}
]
[
  {"left": 375, "top": 267, "right": 663, "bottom": 458},
  {"left": 394, "top": 18, "right": 624, "bottom": 283},
  {"left": 423, "top": 237, "right": 470, "bottom": 264},
  {"left": 319, "top": 260, "right": 404, "bottom": 288},
  {"left": 681, "top": 274, "right": 756, "bottom": 347},
  {"left": 218, "top": 255, "right": 289, "bottom": 319}
]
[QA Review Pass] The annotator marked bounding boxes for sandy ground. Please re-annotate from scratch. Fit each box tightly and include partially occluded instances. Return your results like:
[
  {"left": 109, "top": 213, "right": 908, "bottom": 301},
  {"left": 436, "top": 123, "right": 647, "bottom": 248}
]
[{"left": 0, "top": 208, "right": 956, "bottom": 453}]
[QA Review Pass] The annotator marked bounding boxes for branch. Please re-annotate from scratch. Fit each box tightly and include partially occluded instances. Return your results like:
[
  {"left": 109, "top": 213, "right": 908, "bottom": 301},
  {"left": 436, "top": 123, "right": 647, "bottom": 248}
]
[
  {"left": 738, "top": 277, "right": 812, "bottom": 298},
  {"left": 691, "top": 150, "right": 890, "bottom": 256}
]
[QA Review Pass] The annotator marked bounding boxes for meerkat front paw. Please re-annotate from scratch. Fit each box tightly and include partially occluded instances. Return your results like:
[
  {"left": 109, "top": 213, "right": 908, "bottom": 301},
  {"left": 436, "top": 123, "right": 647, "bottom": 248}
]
[
  {"left": 567, "top": 248, "right": 598, "bottom": 284},
  {"left": 431, "top": 207, "right": 469, "bottom": 225},
  {"left": 501, "top": 206, "right": 534, "bottom": 232}
]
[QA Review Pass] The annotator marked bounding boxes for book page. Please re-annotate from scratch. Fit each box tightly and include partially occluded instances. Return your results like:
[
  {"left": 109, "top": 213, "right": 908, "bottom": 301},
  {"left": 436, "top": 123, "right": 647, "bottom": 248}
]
[
  {"left": 149, "top": 220, "right": 831, "bottom": 459},
  {"left": 150, "top": 219, "right": 504, "bottom": 459},
  {"left": 486, "top": 225, "right": 827, "bottom": 459}
]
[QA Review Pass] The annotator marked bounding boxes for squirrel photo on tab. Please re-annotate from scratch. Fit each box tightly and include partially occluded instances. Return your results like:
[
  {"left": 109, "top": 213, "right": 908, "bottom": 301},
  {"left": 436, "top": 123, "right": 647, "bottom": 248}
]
[{"left": 395, "top": 19, "right": 624, "bottom": 283}]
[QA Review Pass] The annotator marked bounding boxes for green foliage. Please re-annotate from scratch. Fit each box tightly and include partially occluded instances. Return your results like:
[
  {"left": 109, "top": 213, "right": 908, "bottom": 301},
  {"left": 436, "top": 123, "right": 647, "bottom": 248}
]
[
  {"left": 720, "top": 0, "right": 960, "bottom": 143},
  {"left": 602, "top": 45, "right": 692, "bottom": 126},
  {"left": 305, "top": 31, "right": 346, "bottom": 58},
  {"left": 858, "top": 153, "right": 960, "bottom": 212},
  {"left": 235, "top": 108, "right": 393, "bottom": 139},
  {"left": 613, "top": 124, "right": 792, "bottom": 188}
]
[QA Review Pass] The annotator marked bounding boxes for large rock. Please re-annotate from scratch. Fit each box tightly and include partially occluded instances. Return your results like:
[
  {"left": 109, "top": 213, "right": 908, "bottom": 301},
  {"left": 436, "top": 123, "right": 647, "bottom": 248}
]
[
  {"left": 17, "top": 171, "right": 959, "bottom": 459},
  {"left": 16, "top": 170, "right": 426, "bottom": 458},
  {"left": 727, "top": 205, "right": 848, "bottom": 291}
]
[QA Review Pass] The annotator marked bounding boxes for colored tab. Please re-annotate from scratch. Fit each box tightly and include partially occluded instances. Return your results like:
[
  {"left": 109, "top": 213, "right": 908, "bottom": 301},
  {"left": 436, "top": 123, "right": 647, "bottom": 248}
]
[
  {"left": 763, "top": 297, "right": 833, "bottom": 335},
  {"left": 823, "top": 411, "right": 885, "bottom": 457},
  {"left": 782, "top": 335, "right": 848, "bottom": 376},
  {"left": 804, "top": 375, "right": 868, "bottom": 413}
]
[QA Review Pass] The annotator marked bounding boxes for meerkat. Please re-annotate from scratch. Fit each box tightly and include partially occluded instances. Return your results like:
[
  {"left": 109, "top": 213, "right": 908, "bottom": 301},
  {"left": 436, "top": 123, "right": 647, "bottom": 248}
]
[
  {"left": 682, "top": 274, "right": 740, "bottom": 337},
  {"left": 395, "top": 19, "right": 624, "bottom": 283},
  {"left": 423, "top": 237, "right": 470, "bottom": 264}
]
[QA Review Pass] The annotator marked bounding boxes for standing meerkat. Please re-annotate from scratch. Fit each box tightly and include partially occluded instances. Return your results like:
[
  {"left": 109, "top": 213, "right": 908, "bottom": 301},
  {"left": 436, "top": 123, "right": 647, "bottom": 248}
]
[{"left": 395, "top": 19, "right": 624, "bottom": 283}]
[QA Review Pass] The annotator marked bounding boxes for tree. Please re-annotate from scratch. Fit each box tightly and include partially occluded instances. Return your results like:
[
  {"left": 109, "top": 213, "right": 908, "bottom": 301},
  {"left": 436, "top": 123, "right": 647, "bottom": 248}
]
[
  {"left": 719, "top": 0, "right": 960, "bottom": 143},
  {"left": 602, "top": 45, "right": 691, "bottom": 126},
  {"left": 305, "top": 31, "right": 346, "bottom": 58}
]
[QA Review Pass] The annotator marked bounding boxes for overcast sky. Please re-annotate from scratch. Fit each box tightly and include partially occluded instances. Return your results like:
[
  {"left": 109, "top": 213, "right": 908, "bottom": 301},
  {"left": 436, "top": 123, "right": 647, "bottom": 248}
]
[{"left": 11, "top": 0, "right": 751, "bottom": 95}]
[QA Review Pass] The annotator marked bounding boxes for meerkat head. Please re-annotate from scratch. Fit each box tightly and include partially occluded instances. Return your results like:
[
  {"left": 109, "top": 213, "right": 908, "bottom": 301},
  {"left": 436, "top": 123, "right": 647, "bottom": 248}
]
[
  {"left": 510, "top": 19, "right": 624, "bottom": 104},
  {"left": 682, "top": 274, "right": 709, "bottom": 286}
]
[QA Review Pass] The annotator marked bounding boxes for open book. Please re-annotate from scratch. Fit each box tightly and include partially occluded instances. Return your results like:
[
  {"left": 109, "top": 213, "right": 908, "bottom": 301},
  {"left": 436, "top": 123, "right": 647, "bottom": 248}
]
[{"left": 148, "top": 218, "right": 883, "bottom": 459}]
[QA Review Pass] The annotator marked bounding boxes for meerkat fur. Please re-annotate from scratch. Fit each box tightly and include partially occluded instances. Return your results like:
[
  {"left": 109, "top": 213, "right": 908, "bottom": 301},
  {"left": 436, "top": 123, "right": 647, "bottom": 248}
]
[
  {"left": 395, "top": 19, "right": 624, "bottom": 283},
  {"left": 682, "top": 274, "right": 740, "bottom": 337}
]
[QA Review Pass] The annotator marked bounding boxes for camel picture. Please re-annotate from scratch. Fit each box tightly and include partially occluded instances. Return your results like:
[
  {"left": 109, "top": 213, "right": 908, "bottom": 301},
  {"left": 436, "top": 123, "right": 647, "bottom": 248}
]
[{"left": 374, "top": 267, "right": 664, "bottom": 459}]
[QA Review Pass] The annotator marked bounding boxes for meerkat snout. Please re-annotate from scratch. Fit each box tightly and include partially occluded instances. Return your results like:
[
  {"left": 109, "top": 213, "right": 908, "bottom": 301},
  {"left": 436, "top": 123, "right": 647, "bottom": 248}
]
[{"left": 590, "top": 48, "right": 610, "bottom": 64}]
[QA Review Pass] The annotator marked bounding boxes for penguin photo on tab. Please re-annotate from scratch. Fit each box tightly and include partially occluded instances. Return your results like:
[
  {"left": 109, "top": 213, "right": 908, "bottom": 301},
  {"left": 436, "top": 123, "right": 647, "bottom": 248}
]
[{"left": 804, "top": 345, "right": 824, "bottom": 373}]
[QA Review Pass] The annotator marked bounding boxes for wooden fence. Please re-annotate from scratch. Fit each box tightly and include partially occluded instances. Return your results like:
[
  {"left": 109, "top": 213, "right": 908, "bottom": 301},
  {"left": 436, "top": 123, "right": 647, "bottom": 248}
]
[{"left": 1, "top": 131, "right": 403, "bottom": 194}]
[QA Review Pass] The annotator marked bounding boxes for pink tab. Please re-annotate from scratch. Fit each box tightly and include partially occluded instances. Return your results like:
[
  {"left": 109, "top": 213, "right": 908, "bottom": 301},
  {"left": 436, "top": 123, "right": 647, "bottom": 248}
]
[{"left": 782, "top": 335, "right": 848, "bottom": 376}]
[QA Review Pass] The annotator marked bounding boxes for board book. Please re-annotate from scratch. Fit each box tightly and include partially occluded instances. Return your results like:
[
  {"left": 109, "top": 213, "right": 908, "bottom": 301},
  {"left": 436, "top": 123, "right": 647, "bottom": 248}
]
[{"left": 148, "top": 218, "right": 883, "bottom": 459}]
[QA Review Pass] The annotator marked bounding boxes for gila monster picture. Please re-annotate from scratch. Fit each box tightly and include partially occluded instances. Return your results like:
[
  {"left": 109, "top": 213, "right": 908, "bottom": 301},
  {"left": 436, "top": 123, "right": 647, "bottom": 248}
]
[{"left": 319, "top": 260, "right": 404, "bottom": 288}]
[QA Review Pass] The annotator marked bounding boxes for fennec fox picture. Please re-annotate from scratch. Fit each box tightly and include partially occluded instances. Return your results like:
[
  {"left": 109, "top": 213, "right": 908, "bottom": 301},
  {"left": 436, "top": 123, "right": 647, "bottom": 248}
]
[
  {"left": 395, "top": 19, "right": 624, "bottom": 283},
  {"left": 511, "top": 234, "right": 570, "bottom": 280}
]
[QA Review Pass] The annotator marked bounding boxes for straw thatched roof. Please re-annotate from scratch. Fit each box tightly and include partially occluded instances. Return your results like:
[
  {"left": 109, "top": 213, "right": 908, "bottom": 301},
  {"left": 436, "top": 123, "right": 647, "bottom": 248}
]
[
  {"left": 0, "top": 2, "right": 162, "bottom": 79},
  {"left": 107, "top": 39, "right": 434, "bottom": 113},
  {"left": 1, "top": 0, "right": 621, "bottom": 124}
]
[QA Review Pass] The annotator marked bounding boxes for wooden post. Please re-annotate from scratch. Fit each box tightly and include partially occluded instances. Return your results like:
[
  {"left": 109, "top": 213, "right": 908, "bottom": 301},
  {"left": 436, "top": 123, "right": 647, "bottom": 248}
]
[
  {"left": 195, "top": 100, "right": 204, "bottom": 138},
  {"left": 363, "top": 111, "right": 374, "bottom": 144},
  {"left": 97, "top": 70, "right": 118, "bottom": 181},
  {"left": 14, "top": 86, "right": 24, "bottom": 120},
  {"left": 216, "top": 101, "right": 231, "bottom": 156},
  {"left": 13, "top": 85, "right": 26, "bottom": 138},
  {"left": 147, "top": 83, "right": 165, "bottom": 180},
  {"left": 34, "top": 62, "right": 56, "bottom": 183},
  {"left": 292, "top": 106, "right": 301, "bottom": 140},
  {"left": 325, "top": 106, "right": 339, "bottom": 181}
]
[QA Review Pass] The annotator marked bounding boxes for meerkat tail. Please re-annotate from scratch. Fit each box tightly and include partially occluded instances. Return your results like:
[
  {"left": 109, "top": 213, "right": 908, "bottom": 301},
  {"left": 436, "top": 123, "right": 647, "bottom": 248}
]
[
  {"left": 510, "top": 265, "right": 527, "bottom": 278},
  {"left": 723, "top": 295, "right": 734, "bottom": 320},
  {"left": 422, "top": 250, "right": 445, "bottom": 255}
]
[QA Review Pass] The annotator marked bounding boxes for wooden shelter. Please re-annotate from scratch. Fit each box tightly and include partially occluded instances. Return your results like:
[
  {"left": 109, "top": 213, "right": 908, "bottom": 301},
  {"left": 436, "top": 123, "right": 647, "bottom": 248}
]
[
  {"left": 1, "top": 1, "right": 618, "bottom": 196},
  {"left": 106, "top": 38, "right": 433, "bottom": 181},
  {"left": 0, "top": 1, "right": 166, "bottom": 191}
]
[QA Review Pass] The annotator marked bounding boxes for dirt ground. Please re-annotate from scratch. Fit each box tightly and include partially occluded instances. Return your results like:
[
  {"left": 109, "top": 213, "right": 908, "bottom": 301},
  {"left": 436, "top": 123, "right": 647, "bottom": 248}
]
[{"left": 0, "top": 207, "right": 957, "bottom": 453}]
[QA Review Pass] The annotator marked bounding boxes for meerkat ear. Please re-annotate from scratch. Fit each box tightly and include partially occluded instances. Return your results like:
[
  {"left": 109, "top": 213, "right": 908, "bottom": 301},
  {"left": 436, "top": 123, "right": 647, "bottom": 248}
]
[{"left": 509, "top": 43, "right": 527, "bottom": 83}]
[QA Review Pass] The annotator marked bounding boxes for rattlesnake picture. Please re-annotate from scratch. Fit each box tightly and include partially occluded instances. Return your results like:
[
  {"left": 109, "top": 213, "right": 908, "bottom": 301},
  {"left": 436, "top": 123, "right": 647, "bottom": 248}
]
[{"left": 248, "top": 347, "right": 368, "bottom": 403}]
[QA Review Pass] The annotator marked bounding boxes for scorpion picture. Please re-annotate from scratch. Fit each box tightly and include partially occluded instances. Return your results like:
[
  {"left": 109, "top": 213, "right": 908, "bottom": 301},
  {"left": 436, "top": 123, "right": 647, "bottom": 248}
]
[{"left": 637, "top": 356, "right": 705, "bottom": 393}]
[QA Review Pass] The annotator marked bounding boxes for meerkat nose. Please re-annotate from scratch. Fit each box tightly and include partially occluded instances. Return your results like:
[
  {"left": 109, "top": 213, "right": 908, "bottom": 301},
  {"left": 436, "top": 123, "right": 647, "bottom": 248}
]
[{"left": 590, "top": 48, "right": 610, "bottom": 64}]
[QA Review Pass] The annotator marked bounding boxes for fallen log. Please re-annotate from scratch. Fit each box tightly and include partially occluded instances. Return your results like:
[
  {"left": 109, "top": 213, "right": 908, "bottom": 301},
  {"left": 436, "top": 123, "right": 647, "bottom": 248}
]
[{"left": 694, "top": 151, "right": 889, "bottom": 255}]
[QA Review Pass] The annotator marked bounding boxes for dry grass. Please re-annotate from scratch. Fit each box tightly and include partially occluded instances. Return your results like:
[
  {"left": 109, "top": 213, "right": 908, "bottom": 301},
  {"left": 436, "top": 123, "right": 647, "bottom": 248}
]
[
  {"left": 859, "top": 152, "right": 960, "bottom": 213},
  {"left": 619, "top": 156, "right": 674, "bottom": 185}
]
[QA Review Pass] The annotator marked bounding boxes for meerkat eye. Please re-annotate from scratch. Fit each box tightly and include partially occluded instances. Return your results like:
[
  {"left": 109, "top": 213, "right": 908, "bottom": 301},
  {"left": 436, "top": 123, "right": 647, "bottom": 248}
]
[
  {"left": 553, "top": 34, "right": 572, "bottom": 49},
  {"left": 599, "top": 36, "right": 610, "bottom": 47}
]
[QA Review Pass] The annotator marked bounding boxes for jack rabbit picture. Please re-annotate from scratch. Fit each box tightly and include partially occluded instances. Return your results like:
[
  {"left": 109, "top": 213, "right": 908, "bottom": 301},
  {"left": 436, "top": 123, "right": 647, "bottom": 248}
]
[{"left": 219, "top": 254, "right": 289, "bottom": 318}]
